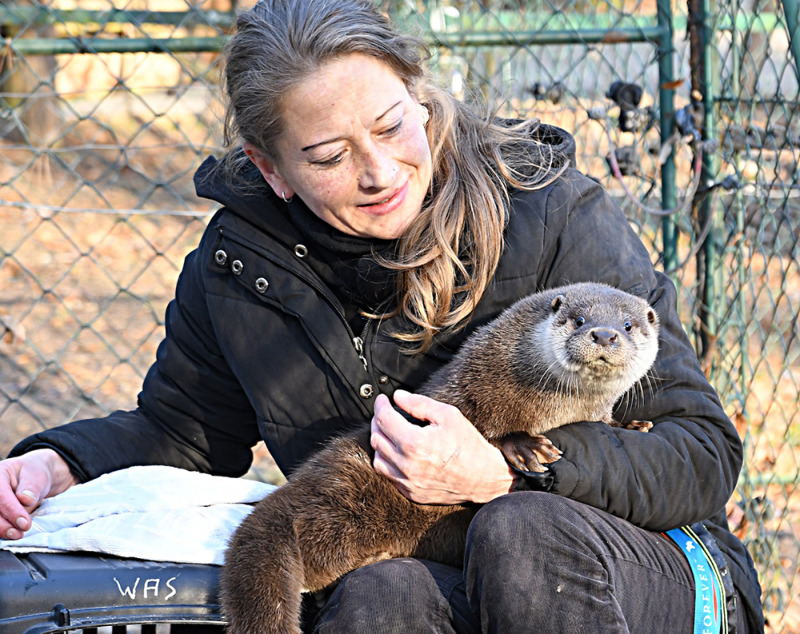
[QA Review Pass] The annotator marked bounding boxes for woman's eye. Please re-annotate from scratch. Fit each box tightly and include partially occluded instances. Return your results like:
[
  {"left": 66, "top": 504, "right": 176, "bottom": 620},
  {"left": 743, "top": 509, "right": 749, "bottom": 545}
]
[
  {"left": 312, "top": 152, "right": 345, "bottom": 167},
  {"left": 382, "top": 119, "right": 403, "bottom": 136}
]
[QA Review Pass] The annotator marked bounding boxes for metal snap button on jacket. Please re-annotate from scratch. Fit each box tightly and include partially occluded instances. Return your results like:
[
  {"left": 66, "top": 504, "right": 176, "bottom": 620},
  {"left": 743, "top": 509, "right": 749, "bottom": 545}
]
[
  {"left": 255, "top": 277, "right": 269, "bottom": 293},
  {"left": 294, "top": 244, "right": 308, "bottom": 258},
  {"left": 359, "top": 384, "right": 374, "bottom": 398},
  {"left": 214, "top": 249, "right": 228, "bottom": 266},
  {"left": 231, "top": 259, "right": 244, "bottom": 275}
]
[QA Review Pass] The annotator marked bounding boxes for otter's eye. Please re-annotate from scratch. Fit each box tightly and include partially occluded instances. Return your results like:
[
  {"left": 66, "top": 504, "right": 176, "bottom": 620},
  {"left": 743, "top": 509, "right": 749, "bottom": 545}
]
[
  {"left": 574, "top": 316, "right": 585, "bottom": 328},
  {"left": 624, "top": 321, "right": 632, "bottom": 331}
]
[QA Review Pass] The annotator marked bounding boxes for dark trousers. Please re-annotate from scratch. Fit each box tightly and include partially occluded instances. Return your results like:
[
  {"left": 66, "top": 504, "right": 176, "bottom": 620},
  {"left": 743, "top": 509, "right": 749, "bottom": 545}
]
[{"left": 308, "top": 492, "right": 747, "bottom": 633}]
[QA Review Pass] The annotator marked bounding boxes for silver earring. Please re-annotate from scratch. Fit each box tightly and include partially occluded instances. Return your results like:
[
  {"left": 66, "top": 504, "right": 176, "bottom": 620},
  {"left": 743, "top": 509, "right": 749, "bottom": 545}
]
[
  {"left": 281, "top": 191, "right": 293, "bottom": 203},
  {"left": 419, "top": 104, "right": 430, "bottom": 125}
]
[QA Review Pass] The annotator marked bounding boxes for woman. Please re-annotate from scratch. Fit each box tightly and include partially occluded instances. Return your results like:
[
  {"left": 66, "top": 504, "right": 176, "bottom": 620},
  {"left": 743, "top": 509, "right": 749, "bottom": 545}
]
[{"left": 0, "top": 1, "right": 762, "bottom": 632}]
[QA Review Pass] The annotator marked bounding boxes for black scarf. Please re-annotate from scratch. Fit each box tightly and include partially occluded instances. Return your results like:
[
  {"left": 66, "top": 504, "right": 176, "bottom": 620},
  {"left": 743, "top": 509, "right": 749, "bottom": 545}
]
[{"left": 286, "top": 198, "right": 399, "bottom": 333}]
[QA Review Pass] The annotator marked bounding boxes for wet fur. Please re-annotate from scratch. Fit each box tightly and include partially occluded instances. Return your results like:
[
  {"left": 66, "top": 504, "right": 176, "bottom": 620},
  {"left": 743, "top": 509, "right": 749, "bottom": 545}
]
[{"left": 220, "top": 282, "right": 659, "bottom": 633}]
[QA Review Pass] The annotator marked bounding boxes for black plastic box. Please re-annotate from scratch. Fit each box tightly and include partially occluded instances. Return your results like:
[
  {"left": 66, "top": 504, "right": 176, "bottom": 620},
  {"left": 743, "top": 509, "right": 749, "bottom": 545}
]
[{"left": 0, "top": 550, "right": 225, "bottom": 633}]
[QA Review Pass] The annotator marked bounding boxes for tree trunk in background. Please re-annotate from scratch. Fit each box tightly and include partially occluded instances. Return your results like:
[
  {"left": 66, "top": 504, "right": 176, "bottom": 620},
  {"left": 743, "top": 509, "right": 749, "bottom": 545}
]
[{"left": 0, "top": 3, "right": 61, "bottom": 146}]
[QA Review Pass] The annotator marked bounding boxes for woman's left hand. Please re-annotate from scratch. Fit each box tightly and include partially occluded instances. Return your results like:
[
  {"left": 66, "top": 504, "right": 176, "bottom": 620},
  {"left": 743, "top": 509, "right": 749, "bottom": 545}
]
[{"left": 370, "top": 390, "right": 517, "bottom": 505}]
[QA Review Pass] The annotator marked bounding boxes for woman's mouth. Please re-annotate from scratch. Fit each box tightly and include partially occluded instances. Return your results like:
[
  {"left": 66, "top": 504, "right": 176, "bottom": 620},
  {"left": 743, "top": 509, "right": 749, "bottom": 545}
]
[{"left": 358, "top": 181, "right": 409, "bottom": 215}]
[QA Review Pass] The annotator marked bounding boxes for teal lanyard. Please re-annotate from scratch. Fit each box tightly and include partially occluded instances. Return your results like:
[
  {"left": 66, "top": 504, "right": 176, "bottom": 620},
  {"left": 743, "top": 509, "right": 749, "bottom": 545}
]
[{"left": 665, "top": 526, "right": 728, "bottom": 634}]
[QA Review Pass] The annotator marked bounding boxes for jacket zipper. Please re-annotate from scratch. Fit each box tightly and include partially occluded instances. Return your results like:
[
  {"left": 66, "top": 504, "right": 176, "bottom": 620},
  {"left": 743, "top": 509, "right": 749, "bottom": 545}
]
[{"left": 352, "top": 319, "right": 372, "bottom": 372}]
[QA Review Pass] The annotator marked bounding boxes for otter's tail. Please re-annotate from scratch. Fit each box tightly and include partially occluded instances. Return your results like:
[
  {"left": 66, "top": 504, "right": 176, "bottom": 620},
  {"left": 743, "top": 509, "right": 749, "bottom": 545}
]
[{"left": 220, "top": 491, "right": 306, "bottom": 634}]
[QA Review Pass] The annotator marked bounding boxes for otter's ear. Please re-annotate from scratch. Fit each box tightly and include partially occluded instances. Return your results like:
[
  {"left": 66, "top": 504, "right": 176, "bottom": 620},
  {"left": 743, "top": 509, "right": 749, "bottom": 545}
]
[
  {"left": 550, "top": 295, "right": 565, "bottom": 313},
  {"left": 647, "top": 308, "right": 657, "bottom": 324}
]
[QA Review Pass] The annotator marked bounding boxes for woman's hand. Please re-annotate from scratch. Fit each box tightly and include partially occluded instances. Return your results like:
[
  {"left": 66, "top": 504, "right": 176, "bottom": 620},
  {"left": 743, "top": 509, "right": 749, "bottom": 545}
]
[
  {"left": 370, "top": 390, "right": 517, "bottom": 505},
  {"left": 0, "top": 449, "right": 79, "bottom": 540}
]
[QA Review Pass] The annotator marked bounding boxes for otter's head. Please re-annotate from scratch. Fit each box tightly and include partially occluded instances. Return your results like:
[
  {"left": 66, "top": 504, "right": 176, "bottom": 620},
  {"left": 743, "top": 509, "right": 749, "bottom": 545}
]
[{"left": 546, "top": 284, "right": 659, "bottom": 392}]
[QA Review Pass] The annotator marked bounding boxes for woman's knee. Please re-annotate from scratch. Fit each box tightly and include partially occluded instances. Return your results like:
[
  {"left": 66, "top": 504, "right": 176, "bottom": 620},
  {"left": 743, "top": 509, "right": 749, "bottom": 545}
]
[
  {"left": 464, "top": 494, "right": 637, "bottom": 632},
  {"left": 312, "top": 558, "right": 452, "bottom": 633},
  {"left": 465, "top": 492, "right": 609, "bottom": 578},
  {"left": 468, "top": 492, "right": 569, "bottom": 548},
  {"left": 466, "top": 493, "right": 539, "bottom": 573}
]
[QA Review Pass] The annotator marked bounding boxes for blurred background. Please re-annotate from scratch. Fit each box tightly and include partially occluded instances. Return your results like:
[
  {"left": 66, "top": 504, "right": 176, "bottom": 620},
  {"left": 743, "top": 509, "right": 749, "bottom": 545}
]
[{"left": 1, "top": 1, "right": 798, "bottom": 630}]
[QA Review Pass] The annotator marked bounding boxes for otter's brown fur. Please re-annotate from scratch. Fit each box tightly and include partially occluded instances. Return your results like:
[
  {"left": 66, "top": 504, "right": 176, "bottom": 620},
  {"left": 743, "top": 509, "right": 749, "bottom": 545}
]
[{"left": 220, "top": 282, "right": 659, "bottom": 634}]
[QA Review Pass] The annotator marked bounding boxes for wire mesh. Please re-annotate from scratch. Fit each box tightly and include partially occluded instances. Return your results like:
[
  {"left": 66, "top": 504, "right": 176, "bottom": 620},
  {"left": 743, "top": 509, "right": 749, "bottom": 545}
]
[
  {"left": 711, "top": 4, "right": 800, "bottom": 631},
  {"left": 0, "top": 1, "right": 798, "bottom": 631}
]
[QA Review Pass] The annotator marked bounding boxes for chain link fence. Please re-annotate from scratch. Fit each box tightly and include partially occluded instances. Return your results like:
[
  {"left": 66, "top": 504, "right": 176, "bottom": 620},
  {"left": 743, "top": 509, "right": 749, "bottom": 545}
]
[{"left": 1, "top": 1, "right": 798, "bottom": 631}]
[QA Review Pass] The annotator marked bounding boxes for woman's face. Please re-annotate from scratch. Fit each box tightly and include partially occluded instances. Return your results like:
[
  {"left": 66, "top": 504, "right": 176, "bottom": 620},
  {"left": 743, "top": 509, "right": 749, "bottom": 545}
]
[{"left": 245, "top": 53, "right": 433, "bottom": 240}]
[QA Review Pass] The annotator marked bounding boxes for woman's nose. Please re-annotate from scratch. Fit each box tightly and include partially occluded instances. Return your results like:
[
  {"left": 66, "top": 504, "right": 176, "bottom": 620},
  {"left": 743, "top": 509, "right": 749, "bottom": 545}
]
[{"left": 358, "top": 147, "right": 397, "bottom": 190}]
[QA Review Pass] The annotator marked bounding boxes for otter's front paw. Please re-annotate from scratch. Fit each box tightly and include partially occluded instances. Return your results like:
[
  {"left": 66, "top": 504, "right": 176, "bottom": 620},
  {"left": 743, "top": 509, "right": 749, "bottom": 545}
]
[
  {"left": 624, "top": 420, "right": 653, "bottom": 432},
  {"left": 493, "top": 432, "right": 562, "bottom": 473},
  {"left": 608, "top": 419, "right": 653, "bottom": 432}
]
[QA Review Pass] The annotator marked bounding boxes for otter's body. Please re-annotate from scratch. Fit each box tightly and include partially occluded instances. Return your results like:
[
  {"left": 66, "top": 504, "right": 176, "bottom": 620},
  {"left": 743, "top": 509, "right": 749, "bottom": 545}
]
[{"left": 221, "top": 282, "right": 660, "bottom": 634}]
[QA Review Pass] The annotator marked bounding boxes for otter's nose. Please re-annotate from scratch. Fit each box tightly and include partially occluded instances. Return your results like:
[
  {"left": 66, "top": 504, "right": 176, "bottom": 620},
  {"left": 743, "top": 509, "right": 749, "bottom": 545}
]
[{"left": 591, "top": 328, "right": 618, "bottom": 346}]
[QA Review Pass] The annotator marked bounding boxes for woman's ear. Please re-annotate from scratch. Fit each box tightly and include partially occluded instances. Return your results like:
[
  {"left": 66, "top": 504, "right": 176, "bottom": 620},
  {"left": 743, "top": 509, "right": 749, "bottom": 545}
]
[{"left": 242, "top": 142, "right": 294, "bottom": 200}]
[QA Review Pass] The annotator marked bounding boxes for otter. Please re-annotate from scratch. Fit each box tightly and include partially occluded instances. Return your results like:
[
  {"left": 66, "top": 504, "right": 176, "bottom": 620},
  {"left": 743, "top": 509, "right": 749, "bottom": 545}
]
[{"left": 220, "top": 282, "right": 660, "bottom": 634}]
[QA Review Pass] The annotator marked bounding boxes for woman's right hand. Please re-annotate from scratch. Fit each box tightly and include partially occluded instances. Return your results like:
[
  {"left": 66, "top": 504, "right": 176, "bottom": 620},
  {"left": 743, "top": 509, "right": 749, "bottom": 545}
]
[{"left": 0, "top": 449, "right": 79, "bottom": 540}]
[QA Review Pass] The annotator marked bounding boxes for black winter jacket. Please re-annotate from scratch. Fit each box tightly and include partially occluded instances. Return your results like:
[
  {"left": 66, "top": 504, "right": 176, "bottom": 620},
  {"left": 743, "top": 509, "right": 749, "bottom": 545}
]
[{"left": 12, "top": 125, "right": 763, "bottom": 631}]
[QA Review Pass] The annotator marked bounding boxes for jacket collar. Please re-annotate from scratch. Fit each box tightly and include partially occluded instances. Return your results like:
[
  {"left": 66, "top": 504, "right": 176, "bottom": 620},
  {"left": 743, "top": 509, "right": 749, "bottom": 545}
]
[{"left": 534, "top": 122, "right": 577, "bottom": 165}]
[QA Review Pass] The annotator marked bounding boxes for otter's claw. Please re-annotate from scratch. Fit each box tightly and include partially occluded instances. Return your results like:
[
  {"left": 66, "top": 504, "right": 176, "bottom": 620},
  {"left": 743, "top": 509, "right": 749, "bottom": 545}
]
[
  {"left": 624, "top": 419, "right": 653, "bottom": 432},
  {"left": 493, "top": 433, "right": 562, "bottom": 473},
  {"left": 608, "top": 419, "right": 653, "bottom": 432}
]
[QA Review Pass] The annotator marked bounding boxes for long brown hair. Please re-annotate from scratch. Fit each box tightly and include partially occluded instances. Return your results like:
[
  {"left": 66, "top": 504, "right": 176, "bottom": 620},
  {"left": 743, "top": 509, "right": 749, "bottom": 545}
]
[{"left": 221, "top": 0, "right": 567, "bottom": 352}]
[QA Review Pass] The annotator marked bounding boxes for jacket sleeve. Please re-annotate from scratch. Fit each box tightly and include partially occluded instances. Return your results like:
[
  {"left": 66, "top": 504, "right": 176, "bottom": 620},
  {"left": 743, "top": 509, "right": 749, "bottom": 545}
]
[
  {"left": 9, "top": 223, "right": 262, "bottom": 481},
  {"left": 535, "top": 171, "right": 743, "bottom": 531}
]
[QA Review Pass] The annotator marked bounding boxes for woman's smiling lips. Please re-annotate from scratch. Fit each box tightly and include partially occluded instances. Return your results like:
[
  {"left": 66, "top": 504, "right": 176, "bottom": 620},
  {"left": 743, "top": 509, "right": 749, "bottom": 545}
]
[{"left": 357, "top": 180, "right": 409, "bottom": 216}]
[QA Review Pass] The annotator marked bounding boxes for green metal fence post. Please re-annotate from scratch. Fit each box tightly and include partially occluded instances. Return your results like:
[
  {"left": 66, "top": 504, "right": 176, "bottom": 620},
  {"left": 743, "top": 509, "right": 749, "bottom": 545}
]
[
  {"left": 782, "top": 0, "right": 800, "bottom": 82},
  {"left": 657, "top": 0, "right": 678, "bottom": 273},
  {"left": 700, "top": 1, "right": 720, "bottom": 370},
  {"left": 688, "top": 0, "right": 719, "bottom": 365}
]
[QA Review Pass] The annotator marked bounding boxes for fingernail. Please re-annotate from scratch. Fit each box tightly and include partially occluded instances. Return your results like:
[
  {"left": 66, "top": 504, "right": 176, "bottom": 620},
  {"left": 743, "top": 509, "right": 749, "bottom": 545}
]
[
  {"left": 5, "top": 528, "right": 19, "bottom": 540},
  {"left": 16, "top": 517, "right": 29, "bottom": 531},
  {"left": 20, "top": 489, "right": 37, "bottom": 503}
]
